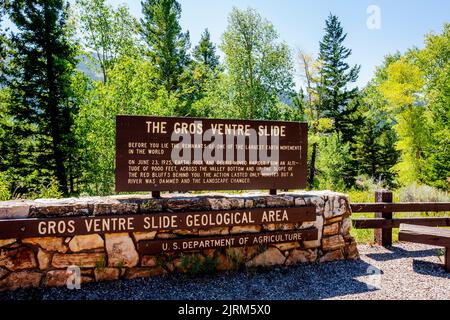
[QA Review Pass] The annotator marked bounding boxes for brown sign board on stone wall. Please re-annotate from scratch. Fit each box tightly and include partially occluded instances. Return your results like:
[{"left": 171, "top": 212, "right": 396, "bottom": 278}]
[
  {"left": 138, "top": 229, "right": 318, "bottom": 254},
  {"left": 115, "top": 115, "right": 308, "bottom": 192},
  {"left": 0, "top": 206, "right": 315, "bottom": 239}
]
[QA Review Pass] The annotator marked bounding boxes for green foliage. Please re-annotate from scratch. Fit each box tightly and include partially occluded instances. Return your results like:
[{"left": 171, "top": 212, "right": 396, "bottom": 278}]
[
  {"left": 34, "top": 179, "right": 64, "bottom": 199},
  {"left": 0, "top": 2, "right": 448, "bottom": 199},
  {"left": 74, "top": 0, "right": 140, "bottom": 83},
  {"left": 73, "top": 55, "right": 178, "bottom": 194},
  {"left": 141, "top": 0, "right": 192, "bottom": 112},
  {"left": 180, "top": 253, "right": 218, "bottom": 275},
  {"left": 221, "top": 7, "right": 294, "bottom": 119},
  {"left": 398, "top": 183, "right": 449, "bottom": 202},
  {"left": 193, "top": 29, "right": 220, "bottom": 71},
  {"left": 4, "top": 0, "right": 79, "bottom": 196},
  {"left": 317, "top": 14, "right": 361, "bottom": 140},
  {"left": 0, "top": 172, "right": 11, "bottom": 201},
  {"left": 315, "top": 134, "right": 352, "bottom": 190}
]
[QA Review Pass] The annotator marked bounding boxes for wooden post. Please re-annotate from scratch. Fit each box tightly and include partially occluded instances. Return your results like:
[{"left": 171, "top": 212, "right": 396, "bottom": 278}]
[
  {"left": 445, "top": 248, "right": 450, "bottom": 273},
  {"left": 374, "top": 189, "right": 393, "bottom": 247},
  {"left": 270, "top": 189, "right": 277, "bottom": 195},
  {"left": 152, "top": 191, "right": 161, "bottom": 198}
]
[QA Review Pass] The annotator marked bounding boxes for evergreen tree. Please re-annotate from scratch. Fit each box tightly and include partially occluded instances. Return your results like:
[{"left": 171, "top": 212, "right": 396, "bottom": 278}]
[
  {"left": 317, "top": 14, "right": 361, "bottom": 141},
  {"left": 354, "top": 54, "right": 401, "bottom": 187},
  {"left": 5, "top": 0, "right": 78, "bottom": 195},
  {"left": 193, "top": 28, "right": 219, "bottom": 71},
  {"left": 140, "top": 0, "right": 191, "bottom": 104}
]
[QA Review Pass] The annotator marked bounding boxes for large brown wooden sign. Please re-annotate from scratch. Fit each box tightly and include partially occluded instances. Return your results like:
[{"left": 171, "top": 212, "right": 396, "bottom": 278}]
[
  {"left": 0, "top": 206, "right": 315, "bottom": 239},
  {"left": 138, "top": 229, "right": 318, "bottom": 254},
  {"left": 116, "top": 115, "right": 308, "bottom": 192}
]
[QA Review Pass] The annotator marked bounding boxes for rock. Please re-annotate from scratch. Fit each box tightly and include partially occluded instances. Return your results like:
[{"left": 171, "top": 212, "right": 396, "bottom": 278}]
[
  {"left": 319, "top": 249, "right": 344, "bottom": 263},
  {"left": 30, "top": 200, "right": 89, "bottom": 217},
  {"left": 69, "top": 235, "right": 104, "bottom": 252},
  {"left": 272, "top": 242, "right": 300, "bottom": 251},
  {"left": 0, "top": 271, "right": 42, "bottom": 291},
  {"left": 230, "top": 225, "right": 261, "bottom": 234},
  {"left": 105, "top": 233, "right": 139, "bottom": 268},
  {"left": 164, "top": 198, "right": 210, "bottom": 211},
  {"left": 344, "top": 240, "right": 359, "bottom": 260},
  {"left": 94, "top": 268, "right": 120, "bottom": 282},
  {"left": 22, "top": 237, "right": 67, "bottom": 253},
  {"left": 294, "top": 198, "right": 306, "bottom": 206},
  {"left": 141, "top": 255, "right": 158, "bottom": 267},
  {"left": 198, "top": 227, "right": 229, "bottom": 236},
  {"left": 0, "top": 267, "right": 8, "bottom": 279},
  {"left": 325, "top": 216, "right": 343, "bottom": 225},
  {"left": 244, "top": 199, "right": 254, "bottom": 208},
  {"left": 93, "top": 199, "right": 138, "bottom": 215},
  {"left": 266, "top": 196, "right": 294, "bottom": 207},
  {"left": 303, "top": 240, "right": 321, "bottom": 249},
  {"left": 324, "top": 196, "right": 349, "bottom": 219},
  {"left": 133, "top": 231, "right": 157, "bottom": 242},
  {"left": 45, "top": 270, "right": 92, "bottom": 287},
  {"left": 0, "top": 201, "right": 31, "bottom": 219},
  {"left": 37, "top": 248, "right": 52, "bottom": 270},
  {"left": 323, "top": 223, "right": 340, "bottom": 236},
  {"left": 208, "top": 198, "right": 245, "bottom": 210},
  {"left": 246, "top": 248, "right": 286, "bottom": 268},
  {"left": 286, "top": 249, "right": 317, "bottom": 265},
  {"left": 0, "top": 247, "right": 37, "bottom": 271},
  {"left": 139, "top": 199, "right": 163, "bottom": 213},
  {"left": 341, "top": 217, "right": 352, "bottom": 236},
  {"left": 156, "top": 232, "right": 178, "bottom": 239},
  {"left": 262, "top": 223, "right": 295, "bottom": 231},
  {"left": 298, "top": 221, "right": 315, "bottom": 229},
  {"left": 306, "top": 196, "right": 325, "bottom": 215},
  {"left": 124, "top": 267, "right": 166, "bottom": 279},
  {"left": 174, "top": 229, "right": 198, "bottom": 236},
  {"left": 322, "top": 235, "right": 345, "bottom": 251},
  {"left": 216, "top": 254, "right": 234, "bottom": 271},
  {"left": 0, "top": 239, "right": 16, "bottom": 248},
  {"left": 52, "top": 253, "right": 105, "bottom": 268}
]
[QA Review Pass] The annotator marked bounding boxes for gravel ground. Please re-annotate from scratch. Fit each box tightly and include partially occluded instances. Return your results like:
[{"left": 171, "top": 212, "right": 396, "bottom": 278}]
[{"left": 1, "top": 243, "right": 449, "bottom": 300}]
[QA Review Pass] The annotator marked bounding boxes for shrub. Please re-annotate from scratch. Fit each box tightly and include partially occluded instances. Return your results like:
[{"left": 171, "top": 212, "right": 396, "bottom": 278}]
[
  {"left": 398, "top": 182, "right": 450, "bottom": 202},
  {"left": 0, "top": 172, "right": 11, "bottom": 201}
]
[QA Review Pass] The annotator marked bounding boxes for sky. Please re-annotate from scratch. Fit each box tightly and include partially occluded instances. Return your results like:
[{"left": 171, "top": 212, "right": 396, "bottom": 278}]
[
  {"left": 4, "top": 1, "right": 450, "bottom": 89},
  {"left": 104, "top": 0, "right": 450, "bottom": 89}
]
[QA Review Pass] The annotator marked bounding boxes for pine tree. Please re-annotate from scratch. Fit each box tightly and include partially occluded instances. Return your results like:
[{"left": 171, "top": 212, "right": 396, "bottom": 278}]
[
  {"left": 317, "top": 14, "right": 361, "bottom": 141},
  {"left": 140, "top": 0, "right": 191, "bottom": 99},
  {"left": 5, "top": 0, "right": 78, "bottom": 195},
  {"left": 193, "top": 29, "right": 219, "bottom": 71}
]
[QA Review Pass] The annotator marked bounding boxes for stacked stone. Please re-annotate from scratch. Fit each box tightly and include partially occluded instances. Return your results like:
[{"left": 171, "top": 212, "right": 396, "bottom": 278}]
[{"left": 0, "top": 191, "right": 359, "bottom": 291}]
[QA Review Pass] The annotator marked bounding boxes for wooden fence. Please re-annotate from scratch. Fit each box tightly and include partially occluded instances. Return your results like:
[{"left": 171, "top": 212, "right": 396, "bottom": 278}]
[{"left": 351, "top": 190, "right": 450, "bottom": 246}]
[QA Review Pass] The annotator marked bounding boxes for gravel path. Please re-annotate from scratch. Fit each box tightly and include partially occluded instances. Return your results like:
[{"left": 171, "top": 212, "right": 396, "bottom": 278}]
[{"left": 1, "top": 243, "right": 449, "bottom": 300}]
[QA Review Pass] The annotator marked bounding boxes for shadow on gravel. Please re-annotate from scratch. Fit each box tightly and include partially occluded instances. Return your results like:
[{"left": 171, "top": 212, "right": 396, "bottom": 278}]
[
  {"left": 0, "top": 259, "right": 382, "bottom": 301},
  {"left": 365, "top": 246, "right": 439, "bottom": 262},
  {"left": 412, "top": 260, "right": 450, "bottom": 279}
]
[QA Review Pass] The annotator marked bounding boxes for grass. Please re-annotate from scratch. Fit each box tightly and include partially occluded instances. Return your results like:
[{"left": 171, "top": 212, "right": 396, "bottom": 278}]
[{"left": 348, "top": 190, "right": 450, "bottom": 244}]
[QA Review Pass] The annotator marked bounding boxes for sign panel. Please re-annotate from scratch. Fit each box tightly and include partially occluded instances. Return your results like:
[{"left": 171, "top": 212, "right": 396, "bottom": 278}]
[
  {"left": 0, "top": 206, "right": 315, "bottom": 239},
  {"left": 138, "top": 229, "right": 318, "bottom": 254},
  {"left": 115, "top": 116, "right": 307, "bottom": 192}
]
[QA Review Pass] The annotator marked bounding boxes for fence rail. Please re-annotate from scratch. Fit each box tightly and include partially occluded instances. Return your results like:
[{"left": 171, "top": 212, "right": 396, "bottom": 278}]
[{"left": 350, "top": 190, "right": 450, "bottom": 247}]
